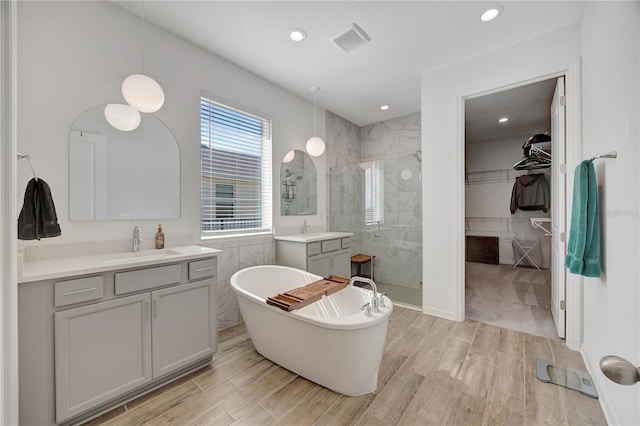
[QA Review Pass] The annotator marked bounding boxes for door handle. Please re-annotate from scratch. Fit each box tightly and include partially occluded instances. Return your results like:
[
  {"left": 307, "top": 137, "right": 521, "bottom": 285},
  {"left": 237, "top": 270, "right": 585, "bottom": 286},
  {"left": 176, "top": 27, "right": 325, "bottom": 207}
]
[
  {"left": 64, "top": 287, "right": 97, "bottom": 295},
  {"left": 600, "top": 355, "right": 640, "bottom": 385}
]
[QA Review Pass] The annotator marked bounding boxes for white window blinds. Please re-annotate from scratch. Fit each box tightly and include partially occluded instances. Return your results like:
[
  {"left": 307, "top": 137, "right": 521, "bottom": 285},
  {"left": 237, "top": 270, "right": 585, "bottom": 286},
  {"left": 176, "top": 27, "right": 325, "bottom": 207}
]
[{"left": 200, "top": 96, "right": 272, "bottom": 235}]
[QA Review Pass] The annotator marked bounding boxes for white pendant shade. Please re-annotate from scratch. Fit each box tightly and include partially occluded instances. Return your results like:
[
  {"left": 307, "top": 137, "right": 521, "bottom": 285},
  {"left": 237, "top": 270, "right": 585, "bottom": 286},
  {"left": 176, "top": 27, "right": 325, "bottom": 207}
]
[
  {"left": 104, "top": 104, "right": 141, "bottom": 131},
  {"left": 283, "top": 150, "right": 295, "bottom": 163},
  {"left": 306, "top": 136, "right": 325, "bottom": 157},
  {"left": 122, "top": 74, "right": 165, "bottom": 113}
]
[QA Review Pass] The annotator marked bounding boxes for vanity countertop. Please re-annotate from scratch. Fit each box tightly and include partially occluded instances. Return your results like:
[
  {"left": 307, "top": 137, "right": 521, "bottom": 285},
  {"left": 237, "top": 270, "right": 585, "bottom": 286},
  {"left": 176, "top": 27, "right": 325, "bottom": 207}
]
[
  {"left": 274, "top": 232, "right": 353, "bottom": 243},
  {"left": 19, "top": 245, "right": 221, "bottom": 283}
]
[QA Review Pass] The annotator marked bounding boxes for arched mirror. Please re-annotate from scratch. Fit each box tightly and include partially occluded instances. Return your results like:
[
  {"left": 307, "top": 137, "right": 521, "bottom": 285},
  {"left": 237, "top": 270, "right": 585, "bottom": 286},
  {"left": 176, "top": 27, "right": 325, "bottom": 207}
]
[
  {"left": 280, "top": 149, "right": 317, "bottom": 216},
  {"left": 69, "top": 105, "right": 180, "bottom": 220}
]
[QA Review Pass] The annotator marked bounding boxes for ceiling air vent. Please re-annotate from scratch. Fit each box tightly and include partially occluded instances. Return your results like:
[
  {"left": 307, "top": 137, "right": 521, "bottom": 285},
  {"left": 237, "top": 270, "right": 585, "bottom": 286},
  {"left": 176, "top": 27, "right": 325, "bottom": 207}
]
[{"left": 330, "top": 23, "right": 371, "bottom": 53}]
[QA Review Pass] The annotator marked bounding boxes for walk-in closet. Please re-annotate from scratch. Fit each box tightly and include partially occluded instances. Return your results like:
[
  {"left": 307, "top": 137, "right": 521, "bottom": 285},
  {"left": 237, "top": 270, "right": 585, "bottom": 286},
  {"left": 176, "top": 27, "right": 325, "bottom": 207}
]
[{"left": 464, "top": 78, "right": 564, "bottom": 339}]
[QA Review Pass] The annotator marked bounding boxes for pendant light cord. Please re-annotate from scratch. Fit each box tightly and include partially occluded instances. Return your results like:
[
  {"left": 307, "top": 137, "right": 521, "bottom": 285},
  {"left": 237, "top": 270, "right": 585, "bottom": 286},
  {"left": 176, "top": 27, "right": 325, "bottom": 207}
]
[
  {"left": 141, "top": 0, "right": 145, "bottom": 74},
  {"left": 313, "top": 91, "right": 317, "bottom": 135}
]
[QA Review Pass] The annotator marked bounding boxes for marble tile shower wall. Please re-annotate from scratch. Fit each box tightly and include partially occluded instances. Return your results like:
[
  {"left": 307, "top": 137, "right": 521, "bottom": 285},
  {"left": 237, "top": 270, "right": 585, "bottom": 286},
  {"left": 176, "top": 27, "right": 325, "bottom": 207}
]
[
  {"left": 325, "top": 111, "right": 363, "bottom": 228},
  {"left": 360, "top": 113, "right": 422, "bottom": 288},
  {"left": 326, "top": 111, "right": 422, "bottom": 289},
  {"left": 360, "top": 112, "right": 421, "bottom": 161},
  {"left": 201, "top": 235, "right": 275, "bottom": 330},
  {"left": 329, "top": 165, "right": 364, "bottom": 250}
]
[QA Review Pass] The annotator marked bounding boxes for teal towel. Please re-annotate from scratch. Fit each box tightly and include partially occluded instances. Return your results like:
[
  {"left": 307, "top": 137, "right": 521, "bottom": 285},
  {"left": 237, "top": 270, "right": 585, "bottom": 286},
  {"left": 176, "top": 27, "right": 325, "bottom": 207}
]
[{"left": 564, "top": 160, "right": 601, "bottom": 277}]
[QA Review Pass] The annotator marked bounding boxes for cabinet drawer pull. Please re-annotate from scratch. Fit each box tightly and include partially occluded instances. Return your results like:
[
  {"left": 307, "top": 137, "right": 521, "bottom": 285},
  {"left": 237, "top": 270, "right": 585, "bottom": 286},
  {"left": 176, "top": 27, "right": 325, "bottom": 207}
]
[
  {"left": 145, "top": 301, "right": 149, "bottom": 320},
  {"left": 194, "top": 266, "right": 214, "bottom": 272},
  {"left": 153, "top": 300, "right": 157, "bottom": 318},
  {"left": 63, "top": 287, "right": 97, "bottom": 296}
]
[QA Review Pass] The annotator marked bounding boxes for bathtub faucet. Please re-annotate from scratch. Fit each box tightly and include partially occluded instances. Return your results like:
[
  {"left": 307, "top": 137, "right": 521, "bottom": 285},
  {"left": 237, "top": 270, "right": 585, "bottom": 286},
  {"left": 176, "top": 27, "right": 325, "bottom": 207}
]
[{"left": 350, "top": 276, "right": 379, "bottom": 313}]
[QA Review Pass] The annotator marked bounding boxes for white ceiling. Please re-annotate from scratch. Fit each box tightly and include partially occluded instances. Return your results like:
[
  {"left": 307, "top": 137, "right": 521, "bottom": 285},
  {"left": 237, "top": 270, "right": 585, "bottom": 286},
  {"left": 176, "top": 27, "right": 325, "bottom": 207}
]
[
  {"left": 465, "top": 78, "right": 558, "bottom": 144},
  {"left": 114, "top": 1, "right": 585, "bottom": 128}
]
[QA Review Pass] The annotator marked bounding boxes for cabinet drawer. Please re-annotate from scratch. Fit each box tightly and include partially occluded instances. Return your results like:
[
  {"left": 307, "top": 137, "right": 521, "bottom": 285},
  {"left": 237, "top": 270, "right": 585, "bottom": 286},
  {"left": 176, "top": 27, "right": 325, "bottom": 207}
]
[
  {"left": 341, "top": 237, "right": 351, "bottom": 249},
  {"left": 188, "top": 258, "right": 216, "bottom": 280},
  {"left": 307, "top": 242, "right": 321, "bottom": 256},
  {"left": 321, "top": 239, "right": 340, "bottom": 253},
  {"left": 55, "top": 276, "right": 104, "bottom": 307},
  {"left": 115, "top": 264, "right": 181, "bottom": 295}
]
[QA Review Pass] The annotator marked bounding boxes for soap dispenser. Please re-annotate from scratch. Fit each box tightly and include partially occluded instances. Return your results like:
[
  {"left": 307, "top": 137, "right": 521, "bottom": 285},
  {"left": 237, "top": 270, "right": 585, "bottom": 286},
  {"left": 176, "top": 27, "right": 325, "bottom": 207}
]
[{"left": 155, "top": 224, "right": 165, "bottom": 249}]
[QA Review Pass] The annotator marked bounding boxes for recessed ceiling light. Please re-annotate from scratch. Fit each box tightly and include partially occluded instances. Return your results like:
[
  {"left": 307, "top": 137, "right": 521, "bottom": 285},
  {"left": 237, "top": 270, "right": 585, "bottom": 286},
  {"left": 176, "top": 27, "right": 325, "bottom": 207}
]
[
  {"left": 288, "top": 28, "right": 307, "bottom": 42},
  {"left": 380, "top": 105, "right": 390, "bottom": 111},
  {"left": 498, "top": 117, "right": 509, "bottom": 123},
  {"left": 481, "top": 6, "right": 503, "bottom": 22}
]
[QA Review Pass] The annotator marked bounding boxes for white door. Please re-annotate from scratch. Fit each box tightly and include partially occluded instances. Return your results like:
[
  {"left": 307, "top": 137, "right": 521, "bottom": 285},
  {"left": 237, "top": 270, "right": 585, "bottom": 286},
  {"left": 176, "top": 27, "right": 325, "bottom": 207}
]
[
  {"left": 54, "top": 293, "right": 152, "bottom": 422},
  {"left": 331, "top": 251, "right": 352, "bottom": 278},
  {"left": 551, "top": 77, "right": 567, "bottom": 338},
  {"left": 151, "top": 280, "right": 215, "bottom": 378},
  {"left": 308, "top": 253, "right": 332, "bottom": 277}
]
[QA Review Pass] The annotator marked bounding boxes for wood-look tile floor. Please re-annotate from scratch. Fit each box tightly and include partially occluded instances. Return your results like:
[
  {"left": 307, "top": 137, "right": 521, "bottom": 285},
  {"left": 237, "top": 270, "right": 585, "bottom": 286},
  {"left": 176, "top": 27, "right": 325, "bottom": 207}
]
[{"left": 85, "top": 307, "right": 606, "bottom": 426}]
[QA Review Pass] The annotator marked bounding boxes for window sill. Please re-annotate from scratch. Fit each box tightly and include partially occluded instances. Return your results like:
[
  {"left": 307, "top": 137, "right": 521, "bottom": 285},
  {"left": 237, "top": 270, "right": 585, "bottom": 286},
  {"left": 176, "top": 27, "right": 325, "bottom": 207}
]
[{"left": 200, "top": 230, "right": 273, "bottom": 243}]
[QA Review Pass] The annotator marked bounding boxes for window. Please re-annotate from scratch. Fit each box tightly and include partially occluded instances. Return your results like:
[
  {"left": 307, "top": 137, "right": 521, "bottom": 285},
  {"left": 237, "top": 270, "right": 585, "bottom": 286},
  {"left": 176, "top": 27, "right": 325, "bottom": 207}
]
[
  {"left": 364, "top": 160, "right": 384, "bottom": 224},
  {"left": 200, "top": 95, "right": 272, "bottom": 236}
]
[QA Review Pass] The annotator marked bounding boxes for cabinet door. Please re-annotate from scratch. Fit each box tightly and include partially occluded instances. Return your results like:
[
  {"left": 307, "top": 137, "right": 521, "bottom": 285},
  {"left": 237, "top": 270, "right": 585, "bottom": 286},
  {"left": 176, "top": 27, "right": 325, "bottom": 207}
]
[
  {"left": 152, "top": 279, "right": 215, "bottom": 378},
  {"left": 308, "top": 254, "right": 331, "bottom": 277},
  {"left": 55, "top": 293, "right": 152, "bottom": 422},
  {"left": 331, "top": 250, "right": 351, "bottom": 278}
]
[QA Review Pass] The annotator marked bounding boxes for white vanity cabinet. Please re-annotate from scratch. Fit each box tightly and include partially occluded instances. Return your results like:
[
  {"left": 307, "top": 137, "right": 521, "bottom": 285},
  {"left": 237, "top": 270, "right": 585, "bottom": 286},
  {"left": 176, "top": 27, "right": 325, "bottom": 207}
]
[
  {"left": 275, "top": 233, "right": 352, "bottom": 278},
  {"left": 151, "top": 279, "right": 214, "bottom": 378},
  {"left": 54, "top": 293, "right": 153, "bottom": 421},
  {"left": 307, "top": 249, "right": 351, "bottom": 278},
  {"left": 19, "top": 250, "right": 218, "bottom": 426}
]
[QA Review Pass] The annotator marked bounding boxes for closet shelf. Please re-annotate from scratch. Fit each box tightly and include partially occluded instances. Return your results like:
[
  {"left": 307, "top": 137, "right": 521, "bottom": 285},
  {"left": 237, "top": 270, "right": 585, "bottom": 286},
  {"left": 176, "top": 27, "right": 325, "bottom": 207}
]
[
  {"left": 465, "top": 168, "right": 526, "bottom": 185},
  {"left": 530, "top": 217, "right": 552, "bottom": 237}
]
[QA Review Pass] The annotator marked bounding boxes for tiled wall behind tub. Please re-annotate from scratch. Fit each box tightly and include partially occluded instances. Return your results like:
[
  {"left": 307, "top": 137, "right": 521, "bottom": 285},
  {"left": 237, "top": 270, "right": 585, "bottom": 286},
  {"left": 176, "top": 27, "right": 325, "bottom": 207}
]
[{"left": 201, "top": 235, "right": 276, "bottom": 330}]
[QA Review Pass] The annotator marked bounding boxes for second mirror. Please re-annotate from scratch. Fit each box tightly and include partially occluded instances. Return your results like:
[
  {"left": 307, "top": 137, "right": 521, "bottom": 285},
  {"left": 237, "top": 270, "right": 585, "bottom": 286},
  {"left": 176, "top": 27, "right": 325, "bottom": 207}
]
[{"left": 280, "top": 150, "right": 317, "bottom": 216}]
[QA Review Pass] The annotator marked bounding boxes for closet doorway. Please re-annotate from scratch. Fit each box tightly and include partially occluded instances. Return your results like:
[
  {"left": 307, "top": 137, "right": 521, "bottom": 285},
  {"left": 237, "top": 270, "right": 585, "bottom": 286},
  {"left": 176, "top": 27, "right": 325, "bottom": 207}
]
[{"left": 464, "top": 77, "right": 566, "bottom": 339}]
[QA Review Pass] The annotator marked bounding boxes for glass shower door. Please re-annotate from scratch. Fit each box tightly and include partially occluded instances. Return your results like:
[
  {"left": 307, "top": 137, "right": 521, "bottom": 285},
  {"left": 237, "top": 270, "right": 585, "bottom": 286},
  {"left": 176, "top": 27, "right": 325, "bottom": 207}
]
[{"left": 330, "top": 154, "right": 422, "bottom": 307}]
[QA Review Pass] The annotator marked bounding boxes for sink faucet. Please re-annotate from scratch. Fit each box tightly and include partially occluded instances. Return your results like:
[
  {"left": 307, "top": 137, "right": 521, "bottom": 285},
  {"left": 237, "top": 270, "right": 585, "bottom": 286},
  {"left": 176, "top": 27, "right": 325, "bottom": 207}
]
[
  {"left": 132, "top": 226, "right": 142, "bottom": 252},
  {"left": 350, "top": 276, "right": 379, "bottom": 313},
  {"left": 303, "top": 219, "right": 312, "bottom": 234}
]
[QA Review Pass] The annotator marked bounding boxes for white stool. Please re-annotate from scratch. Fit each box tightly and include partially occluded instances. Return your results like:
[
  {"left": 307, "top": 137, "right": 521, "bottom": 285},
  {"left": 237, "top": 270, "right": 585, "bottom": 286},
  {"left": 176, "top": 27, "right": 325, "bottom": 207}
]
[{"left": 512, "top": 237, "right": 541, "bottom": 271}]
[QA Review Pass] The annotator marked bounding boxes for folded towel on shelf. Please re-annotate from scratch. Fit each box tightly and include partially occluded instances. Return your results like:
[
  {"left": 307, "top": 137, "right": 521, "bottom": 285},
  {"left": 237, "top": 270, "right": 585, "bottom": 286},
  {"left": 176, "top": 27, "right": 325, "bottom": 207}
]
[
  {"left": 18, "top": 178, "right": 62, "bottom": 240},
  {"left": 564, "top": 160, "right": 601, "bottom": 277}
]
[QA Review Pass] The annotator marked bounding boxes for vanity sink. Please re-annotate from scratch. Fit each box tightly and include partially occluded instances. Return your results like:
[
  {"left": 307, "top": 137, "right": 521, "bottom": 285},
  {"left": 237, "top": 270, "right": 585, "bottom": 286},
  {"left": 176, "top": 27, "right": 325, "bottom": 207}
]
[
  {"left": 274, "top": 232, "right": 353, "bottom": 243},
  {"left": 100, "top": 249, "right": 182, "bottom": 264}
]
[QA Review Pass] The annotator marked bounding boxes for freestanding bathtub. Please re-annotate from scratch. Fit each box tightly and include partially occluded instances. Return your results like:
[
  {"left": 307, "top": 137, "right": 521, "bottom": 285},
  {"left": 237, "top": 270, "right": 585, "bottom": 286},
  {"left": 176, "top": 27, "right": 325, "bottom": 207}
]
[{"left": 230, "top": 265, "right": 393, "bottom": 395}]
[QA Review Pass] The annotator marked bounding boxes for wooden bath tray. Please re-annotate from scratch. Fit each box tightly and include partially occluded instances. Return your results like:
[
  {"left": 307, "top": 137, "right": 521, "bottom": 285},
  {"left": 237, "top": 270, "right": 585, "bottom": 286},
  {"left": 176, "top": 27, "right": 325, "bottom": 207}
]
[{"left": 267, "top": 275, "right": 349, "bottom": 311}]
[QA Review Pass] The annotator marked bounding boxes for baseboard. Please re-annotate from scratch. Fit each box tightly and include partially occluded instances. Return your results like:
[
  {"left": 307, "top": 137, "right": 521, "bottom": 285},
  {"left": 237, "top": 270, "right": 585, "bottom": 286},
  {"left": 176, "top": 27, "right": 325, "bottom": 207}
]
[
  {"left": 581, "top": 344, "right": 618, "bottom": 426},
  {"left": 422, "top": 305, "right": 457, "bottom": 321},
  {"left": 392, "top": 301, "right": 422, "bottom": 312}
]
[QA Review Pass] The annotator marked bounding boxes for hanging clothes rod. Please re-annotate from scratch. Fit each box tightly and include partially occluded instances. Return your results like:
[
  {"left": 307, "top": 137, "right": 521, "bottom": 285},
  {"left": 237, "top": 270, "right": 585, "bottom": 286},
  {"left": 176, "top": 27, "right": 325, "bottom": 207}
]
[
  {"left": 590, "top": 151, "right": 617, "bottom": 161},
  {"left": 17, "top": 152, "right": 38, "bottom": 180}
]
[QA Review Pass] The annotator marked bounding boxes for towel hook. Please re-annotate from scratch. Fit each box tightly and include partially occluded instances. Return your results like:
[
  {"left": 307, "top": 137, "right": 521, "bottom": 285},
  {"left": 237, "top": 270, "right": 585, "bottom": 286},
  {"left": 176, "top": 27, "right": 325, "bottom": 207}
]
[{"left": 17, "top": 152, "right": 38, "bottom": 180}]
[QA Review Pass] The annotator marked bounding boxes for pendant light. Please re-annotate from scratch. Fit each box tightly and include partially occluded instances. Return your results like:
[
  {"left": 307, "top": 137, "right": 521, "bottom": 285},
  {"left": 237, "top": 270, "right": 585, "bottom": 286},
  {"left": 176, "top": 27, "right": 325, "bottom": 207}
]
[
  {"left": 306, "top": 86, "right": 325, "bottom": 157},
  {"left": 122, "top": 0, "right": 164, "bottom": 113},
  {"left": 104, "top": 104, "right": 141, "bottom": 132}
]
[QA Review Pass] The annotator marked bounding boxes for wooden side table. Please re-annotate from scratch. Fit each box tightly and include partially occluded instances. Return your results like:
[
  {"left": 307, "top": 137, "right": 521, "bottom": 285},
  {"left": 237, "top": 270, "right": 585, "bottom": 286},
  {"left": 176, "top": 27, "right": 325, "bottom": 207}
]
[{"left": 351, "top": 254, "right": 375, "bottom": 280}]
